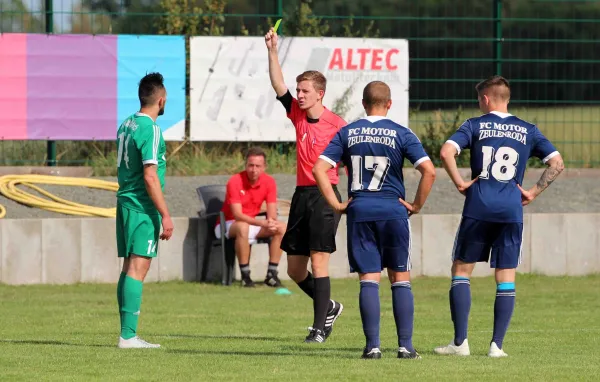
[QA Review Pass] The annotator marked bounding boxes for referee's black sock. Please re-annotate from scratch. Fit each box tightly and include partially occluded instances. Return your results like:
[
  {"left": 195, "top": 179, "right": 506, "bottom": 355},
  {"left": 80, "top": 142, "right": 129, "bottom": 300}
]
[
  {"left": 313, "top": 277, "right": 331, "bottom": 331},
  {"left": 297, "top": 273, "right": 335, "bottom": 311},
  {"left": 297, "top": 272, "right": 315, "bottom": 299}
]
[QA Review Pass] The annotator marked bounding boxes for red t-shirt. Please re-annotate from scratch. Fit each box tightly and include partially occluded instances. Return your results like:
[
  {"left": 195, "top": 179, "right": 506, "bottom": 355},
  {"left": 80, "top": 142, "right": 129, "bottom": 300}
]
[
  {"left": 279, "top": 92, "right": 346, "bottom": 186},
  {"left": 218, "top": 171, "right": 277, "bottom": 224}
]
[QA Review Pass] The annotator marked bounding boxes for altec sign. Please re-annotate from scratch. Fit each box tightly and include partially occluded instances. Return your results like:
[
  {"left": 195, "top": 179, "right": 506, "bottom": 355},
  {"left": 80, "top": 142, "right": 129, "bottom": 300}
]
[{"left": 328, "top": 48, "right": 401, "bottom": 71}]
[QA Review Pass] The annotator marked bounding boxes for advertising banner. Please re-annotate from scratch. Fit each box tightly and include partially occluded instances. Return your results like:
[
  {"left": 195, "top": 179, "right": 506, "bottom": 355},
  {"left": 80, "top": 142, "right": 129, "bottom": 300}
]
[
  {"left": 0, "top": 33, "right": 186, "bottom": 141},
  {"left": 190, "top": 36, "right": 409, "bottom": 141}
]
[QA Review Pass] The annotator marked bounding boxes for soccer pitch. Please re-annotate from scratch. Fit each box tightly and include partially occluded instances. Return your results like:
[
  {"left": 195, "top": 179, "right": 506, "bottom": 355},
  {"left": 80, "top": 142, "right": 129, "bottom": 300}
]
[{"left": 1, "top": 276, "right": 599, "bottom": 381}]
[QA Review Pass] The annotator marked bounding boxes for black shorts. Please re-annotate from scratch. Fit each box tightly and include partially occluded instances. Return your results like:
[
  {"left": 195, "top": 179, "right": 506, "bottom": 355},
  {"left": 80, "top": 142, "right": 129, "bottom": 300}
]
[{"left": 281, "top": 186, "right": 342, "bottom": 256}]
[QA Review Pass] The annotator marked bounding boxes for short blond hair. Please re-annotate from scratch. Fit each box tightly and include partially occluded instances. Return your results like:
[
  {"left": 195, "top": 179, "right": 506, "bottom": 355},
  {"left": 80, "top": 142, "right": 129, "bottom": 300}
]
[
  {"left": 296, "top": 70, "right": 327, "bottom": 92},
  {"left": 363, "top": 81, "right": 391, "bottom": 108}
]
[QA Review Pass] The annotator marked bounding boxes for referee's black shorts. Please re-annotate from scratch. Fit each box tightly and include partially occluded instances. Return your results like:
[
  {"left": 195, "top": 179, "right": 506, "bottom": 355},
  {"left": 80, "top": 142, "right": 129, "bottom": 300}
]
[{"left": 281, "top": 185, "right": 342, "bottom": 256}]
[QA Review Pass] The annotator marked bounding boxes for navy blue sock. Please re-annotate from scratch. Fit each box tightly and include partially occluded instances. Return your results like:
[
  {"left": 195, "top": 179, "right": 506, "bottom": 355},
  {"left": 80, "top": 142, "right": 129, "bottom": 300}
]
[
  {"left": 450, "top": 276, "right": 471, "bottom": 346},
  {"left": 492, "top": 282, "right": 516, "bottom": 349},
  {"left": 359, "top": 280, "right": 380, "bottom": 350},
  {"left": 391, "top": 281, "right": 415, "bottom": 352}
]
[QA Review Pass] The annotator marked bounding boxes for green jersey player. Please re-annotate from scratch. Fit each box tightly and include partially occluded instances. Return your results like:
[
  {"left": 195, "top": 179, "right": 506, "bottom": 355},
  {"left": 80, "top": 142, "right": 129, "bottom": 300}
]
[{"left": 115, "top": 72, "right": 174, "bottom": 349}]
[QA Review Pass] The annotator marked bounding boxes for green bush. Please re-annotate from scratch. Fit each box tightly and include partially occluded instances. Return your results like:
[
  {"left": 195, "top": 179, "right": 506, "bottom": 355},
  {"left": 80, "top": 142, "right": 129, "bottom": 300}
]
[{"left": 417, "top": 107, "right": 471, "bottom": 167}]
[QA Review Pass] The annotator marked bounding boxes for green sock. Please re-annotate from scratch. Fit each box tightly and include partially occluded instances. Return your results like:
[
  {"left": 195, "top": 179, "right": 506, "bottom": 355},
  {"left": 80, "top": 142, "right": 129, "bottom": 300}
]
[
  {"left": 120, "top": 275, "right": 144, "bottom": 340},
  {"left": 117, "top": 272, "right": 126, "bottom": 311}
]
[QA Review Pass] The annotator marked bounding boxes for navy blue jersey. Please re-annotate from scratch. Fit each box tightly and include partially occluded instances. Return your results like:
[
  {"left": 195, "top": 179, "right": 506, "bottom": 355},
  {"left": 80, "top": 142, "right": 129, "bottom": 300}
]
[
  {"left": 320, "top": 116, "right": 430, "bottom": 222},
  {"left": 447, "top": 111, "right": 559, "bottom": 223}
]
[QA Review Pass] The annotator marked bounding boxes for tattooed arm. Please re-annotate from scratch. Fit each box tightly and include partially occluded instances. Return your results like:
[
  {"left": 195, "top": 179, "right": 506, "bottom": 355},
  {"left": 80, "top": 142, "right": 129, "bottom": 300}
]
[{"left": 517, "top": 154, "right": 565, "bottom": 206}]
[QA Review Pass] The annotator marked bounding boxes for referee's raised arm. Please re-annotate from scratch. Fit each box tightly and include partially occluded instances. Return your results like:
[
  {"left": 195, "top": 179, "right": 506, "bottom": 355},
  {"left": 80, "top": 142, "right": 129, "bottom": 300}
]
[{"left": 265, "top": 28, "right": 287, "bottom": 97}]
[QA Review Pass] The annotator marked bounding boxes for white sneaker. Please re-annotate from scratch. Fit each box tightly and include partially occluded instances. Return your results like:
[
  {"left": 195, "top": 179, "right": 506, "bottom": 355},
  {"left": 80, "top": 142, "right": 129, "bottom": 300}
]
[
  {"left": 433, "top": 339, "right": 470, "bottom": 356},
  {"left": 488, "top": 342, "right": 508, "bottom": 358},
  {"left": 118, "top": 336, "right": 161, "bottom": 349}
]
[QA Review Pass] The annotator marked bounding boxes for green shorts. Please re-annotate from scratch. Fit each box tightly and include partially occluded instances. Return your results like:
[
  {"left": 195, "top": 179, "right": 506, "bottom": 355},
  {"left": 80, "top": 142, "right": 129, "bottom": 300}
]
[{"left": 116, "top": 203, "right": 161, "bottom": 258}]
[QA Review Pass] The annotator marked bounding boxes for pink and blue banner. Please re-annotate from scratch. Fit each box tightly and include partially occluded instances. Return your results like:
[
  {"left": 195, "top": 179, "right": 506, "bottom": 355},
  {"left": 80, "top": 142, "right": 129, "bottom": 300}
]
[{"left": 0, "top": 33, "right": 185, "bottom": 141}]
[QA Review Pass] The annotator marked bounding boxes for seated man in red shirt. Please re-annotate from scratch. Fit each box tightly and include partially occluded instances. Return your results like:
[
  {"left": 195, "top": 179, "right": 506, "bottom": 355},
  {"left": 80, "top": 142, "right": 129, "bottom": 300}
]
[{"left": 215, "top": 146, "right": 287, "bottom": 287}]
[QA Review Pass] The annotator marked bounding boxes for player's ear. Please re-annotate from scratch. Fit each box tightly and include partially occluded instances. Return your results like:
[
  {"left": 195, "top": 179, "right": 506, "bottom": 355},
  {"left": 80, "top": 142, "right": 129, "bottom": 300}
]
[
  {"left": 318, "top": 89, "right": 325, "bottom": 100},
  {"left": 387, "top": 99, "right": 392, "bottom": 110}
]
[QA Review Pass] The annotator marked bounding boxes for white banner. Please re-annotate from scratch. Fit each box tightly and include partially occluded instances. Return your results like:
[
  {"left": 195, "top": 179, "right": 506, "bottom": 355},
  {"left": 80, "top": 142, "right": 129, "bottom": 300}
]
[{"left": 190, "top": 36, "right": 409, "bottom": 141}]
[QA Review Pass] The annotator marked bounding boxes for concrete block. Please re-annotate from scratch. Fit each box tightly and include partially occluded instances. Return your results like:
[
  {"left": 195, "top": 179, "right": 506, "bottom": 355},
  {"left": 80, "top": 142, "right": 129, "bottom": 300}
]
[
  {"left": 184, "top": 218, "right": 199, "bottom": 281},
  {"left": 409, "top": 215, "right": 423, "bottom": 277},
  {"left": 566, "top": 214, "right": 600, "bottom": 275},
  {"left": 2, "top": 219, "right": 42, "bottom": 285},
  {"left": 81, "top": 218, "right": 120, "bottom": 283},
  {"left": 421, "top": 214, "right": 461, "bottom": 277},
  {"left": 144, "top": 255, "right": 160, "bottom": 283},
  {"left": 531, "top": 214, "right": 567, "bottom": 276},
  {"left": 158, "top": 217, "right": 198, "bottom": 282},
  {"left": 471, "top": 262, "right": 495, "bottom": 277},
  {"left": 329, "top": 215, "right": 351, "bottom": 278},
  {"left": 517, "top": 214, "right": 532, "bottom": 274},
  {"left": 196, "top": 216, "right": 223, "bottom": 283},
  {"left": 42, "top": 219, "right": 81, "bottom": 284},
  {"left": 2, "top": 211, "right": 598, "bottom": 285}
]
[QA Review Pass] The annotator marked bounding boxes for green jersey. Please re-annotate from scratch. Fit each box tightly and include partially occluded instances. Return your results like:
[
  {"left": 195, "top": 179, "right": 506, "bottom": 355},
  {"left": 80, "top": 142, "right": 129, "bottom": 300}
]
[{"left": 116, "top": 112, "right": 166, "bottom": 215}]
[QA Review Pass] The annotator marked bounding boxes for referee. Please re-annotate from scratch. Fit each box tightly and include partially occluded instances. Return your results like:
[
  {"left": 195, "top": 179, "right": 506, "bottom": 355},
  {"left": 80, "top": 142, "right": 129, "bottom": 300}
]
[{"left": 265, "top": 27, "right": 346, "bottom": 343}]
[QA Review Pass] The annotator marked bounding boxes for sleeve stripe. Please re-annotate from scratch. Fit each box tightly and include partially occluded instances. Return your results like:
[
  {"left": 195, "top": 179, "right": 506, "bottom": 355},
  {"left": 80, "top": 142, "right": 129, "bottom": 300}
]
[
  {"left": 413, "top": 156, "right": 431, "bottom": 168},
  {"left": 143, "top": 159, "right": 158, "bottom": 165},
  {"left": 446, "top": 140, "right": 461, "bottom": 154},
  {"left": 542, "top": 151, "right": 560, "bottom": 164},
  {"left": 319, "top": 155, "right": 337, "bottom": 167},
  {"left": 153, "top": 124, "right": 159, "bottom": 161}
]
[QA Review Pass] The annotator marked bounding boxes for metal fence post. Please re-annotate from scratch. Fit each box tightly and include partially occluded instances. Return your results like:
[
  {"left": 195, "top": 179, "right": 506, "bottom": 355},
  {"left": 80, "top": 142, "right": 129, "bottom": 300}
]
[
  {"left": 46, "top": 0, "right": 56, "bottom": 166},
  {"left": 493, "top": 0, "right": 503, "bottom": 75}
]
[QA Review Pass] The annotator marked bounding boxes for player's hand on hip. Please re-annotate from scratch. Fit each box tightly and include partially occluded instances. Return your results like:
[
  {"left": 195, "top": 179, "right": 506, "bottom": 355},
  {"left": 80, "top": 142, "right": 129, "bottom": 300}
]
[
  {"left": 398, "top": 198, "right": 421, "bottom": 217},
  {"left": 335, "top": 197, "right": 352, "bottom": 214},
  {"left": 160, "top": 215, "right": 174, "bottom": 240},
  {"left": 265, "top": 28, "right": 278, "bottom": 50},
  {"left": 457, "top": 177, "right": 478, "bottom": 196},
  {"left": 517, "top": 184, "right": 536, "bottom": 206}
]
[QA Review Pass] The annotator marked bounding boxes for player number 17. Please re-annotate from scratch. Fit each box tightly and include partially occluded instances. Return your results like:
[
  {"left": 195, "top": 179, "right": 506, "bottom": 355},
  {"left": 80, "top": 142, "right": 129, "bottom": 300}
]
[
  {"left": 350, "top": 155, "right": 390, "bottom": 191},
  {"left": 479, "top": 146, "right": 519, "bottom": 182}
]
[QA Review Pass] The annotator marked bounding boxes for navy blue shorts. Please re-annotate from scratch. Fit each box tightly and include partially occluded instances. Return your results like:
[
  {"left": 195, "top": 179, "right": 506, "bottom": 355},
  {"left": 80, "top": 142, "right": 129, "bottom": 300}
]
[
  {"left": 452, "top": 217, "right": 523, "bottom": 269},
  {"left": 347, "top": 218, "right": 412, "bottom": 274}
]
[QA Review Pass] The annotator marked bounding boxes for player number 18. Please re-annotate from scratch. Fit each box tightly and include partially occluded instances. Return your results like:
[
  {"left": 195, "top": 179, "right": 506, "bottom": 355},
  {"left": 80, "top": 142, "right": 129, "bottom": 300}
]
[{"left": 480, "top": 146, "right": 519, "bottom": 182}]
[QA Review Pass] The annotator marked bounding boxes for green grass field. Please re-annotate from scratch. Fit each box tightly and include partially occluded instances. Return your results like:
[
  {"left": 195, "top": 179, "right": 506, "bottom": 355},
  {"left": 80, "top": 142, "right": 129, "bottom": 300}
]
[{"left": 1, "top": 275, "right": 599, "bottom": 381}]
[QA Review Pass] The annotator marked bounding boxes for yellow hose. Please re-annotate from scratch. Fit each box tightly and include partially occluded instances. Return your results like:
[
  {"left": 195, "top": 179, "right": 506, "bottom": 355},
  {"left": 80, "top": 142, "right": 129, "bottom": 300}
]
[{"left": 0, "top": 174, "right": 119, "bottom": 219}]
